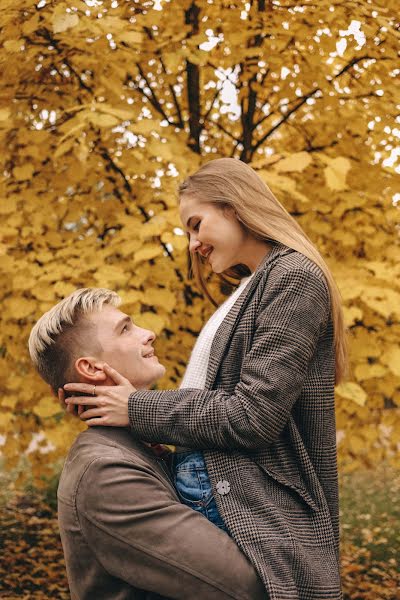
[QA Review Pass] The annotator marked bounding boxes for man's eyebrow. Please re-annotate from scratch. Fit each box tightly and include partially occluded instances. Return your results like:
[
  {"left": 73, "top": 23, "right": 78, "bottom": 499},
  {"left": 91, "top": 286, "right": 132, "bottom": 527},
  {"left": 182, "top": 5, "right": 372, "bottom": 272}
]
[{"left": 115, "top": 315, "right": 132, "bottom": 332}]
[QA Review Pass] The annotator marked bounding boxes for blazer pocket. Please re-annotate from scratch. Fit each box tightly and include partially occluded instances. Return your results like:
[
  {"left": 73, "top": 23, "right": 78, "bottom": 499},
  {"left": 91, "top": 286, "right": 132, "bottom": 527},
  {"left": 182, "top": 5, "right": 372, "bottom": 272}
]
[{"left": 254, "top": 462, "right": 319, "bottom": 512}]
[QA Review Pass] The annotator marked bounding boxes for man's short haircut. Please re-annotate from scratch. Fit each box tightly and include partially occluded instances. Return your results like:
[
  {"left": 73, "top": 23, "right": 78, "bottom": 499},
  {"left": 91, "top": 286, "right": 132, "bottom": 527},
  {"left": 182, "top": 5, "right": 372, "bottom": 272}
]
[{"left": 28, "top": 288, "right": 121, "bottom": 395}]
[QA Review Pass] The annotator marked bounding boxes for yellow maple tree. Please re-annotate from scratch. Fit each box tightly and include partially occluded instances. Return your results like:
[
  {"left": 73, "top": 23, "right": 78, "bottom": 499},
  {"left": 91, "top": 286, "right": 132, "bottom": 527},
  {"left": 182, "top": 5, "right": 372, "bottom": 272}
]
[{"left": 0, "top": 0, "right": 399, "bottom": 483}]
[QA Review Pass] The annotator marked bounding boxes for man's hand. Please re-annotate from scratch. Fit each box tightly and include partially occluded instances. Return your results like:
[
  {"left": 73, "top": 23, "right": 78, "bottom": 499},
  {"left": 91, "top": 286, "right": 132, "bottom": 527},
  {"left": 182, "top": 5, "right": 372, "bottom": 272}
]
[{"left": 63, "top": 364, "right": 136, "bottom": 427}]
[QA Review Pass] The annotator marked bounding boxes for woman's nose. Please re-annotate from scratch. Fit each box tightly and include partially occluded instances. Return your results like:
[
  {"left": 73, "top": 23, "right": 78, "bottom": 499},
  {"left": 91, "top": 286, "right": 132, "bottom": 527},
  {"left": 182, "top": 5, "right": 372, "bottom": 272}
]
[{"left": 189, "top": 235, "right": 201, "bottom": 254}]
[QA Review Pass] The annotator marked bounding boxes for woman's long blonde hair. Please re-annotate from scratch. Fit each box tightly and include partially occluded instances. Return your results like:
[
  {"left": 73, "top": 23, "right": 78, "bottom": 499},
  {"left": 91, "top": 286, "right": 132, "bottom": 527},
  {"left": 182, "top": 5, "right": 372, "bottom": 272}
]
[{"left": 179, "top": 157, "right": 348, "bottom": 384}]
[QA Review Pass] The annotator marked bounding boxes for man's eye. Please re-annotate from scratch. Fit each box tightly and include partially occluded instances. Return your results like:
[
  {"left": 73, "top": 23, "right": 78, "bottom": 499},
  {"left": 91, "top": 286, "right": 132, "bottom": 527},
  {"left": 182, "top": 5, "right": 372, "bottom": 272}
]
[
  {"left": 193, "top": 221, "right": 200, "bottom": 231},
  {"left": 122, "top": 324, "right": 129, "bottom": 333}
]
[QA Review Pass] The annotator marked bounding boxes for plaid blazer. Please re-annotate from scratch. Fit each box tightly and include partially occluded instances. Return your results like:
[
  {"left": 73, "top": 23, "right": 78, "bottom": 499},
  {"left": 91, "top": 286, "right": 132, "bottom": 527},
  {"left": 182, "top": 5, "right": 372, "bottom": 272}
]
[{"left": 129, "top": 242, "right": 342, "bottom": 600}]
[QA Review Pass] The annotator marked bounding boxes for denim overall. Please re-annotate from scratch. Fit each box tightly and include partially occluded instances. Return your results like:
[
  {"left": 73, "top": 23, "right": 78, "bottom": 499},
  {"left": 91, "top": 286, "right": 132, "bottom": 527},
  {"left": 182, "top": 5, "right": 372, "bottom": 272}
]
[{"left": 170, "top": 450, "right": 228, "bottom": 534}]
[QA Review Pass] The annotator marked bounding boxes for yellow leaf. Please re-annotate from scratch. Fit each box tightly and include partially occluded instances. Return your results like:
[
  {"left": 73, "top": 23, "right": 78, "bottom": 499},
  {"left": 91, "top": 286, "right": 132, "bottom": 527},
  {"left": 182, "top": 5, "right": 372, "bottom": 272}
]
[
  {"left": 1, "top": 395, "right": 18, "bottom": 409},
  {"left": 3, "top": 39, "right": 24, "bottom": 52},
  {"left": 53, "top": 10, "right": 80, "bottom": 34},
  {"left": 258, "top": 170, "right": 309, "bottom": 203},
  {"left": 343, "top": 306, "right": 363, "bottom": 327},
  {"left": 45, "top": 419, "right": 85, "bottom": 448},
  {"left": 117, "top": 239, "right": 142, "bottom": 257},
  {"left": 118, "top": 31, "right": 143, "bottom": 45},
  {"left": 274, "top": 152, "right": 312, "bottom": 173},
  {"left": 130, "top": 120, "right": 157, "bottom": 136},
  {"left": 54, "top": 137, "right": 76, "bottom": 159},
  {"left": 98, "top": 104, "right": 133, "bottom": 121},
  {"left": 0, "top": 196, "right": 17, "bottom": 215},
  {"left": 118, "top": 290, "right": 145, "bottom": 305},
  {"left": 94, "top": 266, "right": 126, "bottom": 287},
  {"left": 33, "top": 397, "right": 62, "bottom": 419},
  {"left": 336, "top": 381, "right": 367, "bottom": 406},
  {"left": 144, "top": 287, "right": 177, "bottom": 312},
  {"left": 88, "top": 112, "right": 119, "bottom": 128},
  {"left": 161, "top": 231, "right": 188, "bottom": 252},
  {"left": 0, "top": 411, "right": 13, "bottom": 429},
  {"left": 0, "top": 108, "right": 11, "bottom": 122},
  {"left": 134, "top": 244, "right": 163, "bottom": 263},
  {"left": 32, "top": 284, "right": 57, "bottom": 302},
  {"left": 53, "top": 281, "right": 77, "bottom": 297},
  {"left": 354, "top": 363, "right": 388, "bottom": 381},
  {"left": 382, "top": 346, "right": 400, "bottom": 377},
  {"left": 323, "top": 157, "right": 351, "bottom": 191},
  {"left": 8, "top": 297, "right": 36, "bottom": 319},
  {"left": 133, "top": 312, "right": 165, "bottom": 335},
  {"left": 361, "top": 286, "right": 400, "bottom": 319},
  {"left": 12, "top": 164, "right": 34, "bottom": 181},
  {"left": 138, "top": 217, "right": 167, "bottom": 240},
  {"left": 330, "top": 230, "right": 357, "bottom": 247}
]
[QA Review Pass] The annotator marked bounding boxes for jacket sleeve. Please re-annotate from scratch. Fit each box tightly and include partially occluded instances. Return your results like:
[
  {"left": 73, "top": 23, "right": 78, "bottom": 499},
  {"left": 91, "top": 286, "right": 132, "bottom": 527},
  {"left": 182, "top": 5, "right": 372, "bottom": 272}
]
[
  {"left": 128, "top": 265, "right": 331, "bottom": 450},
  {"left": 76, "top": 455, "right": 265, "bottom": 599}
]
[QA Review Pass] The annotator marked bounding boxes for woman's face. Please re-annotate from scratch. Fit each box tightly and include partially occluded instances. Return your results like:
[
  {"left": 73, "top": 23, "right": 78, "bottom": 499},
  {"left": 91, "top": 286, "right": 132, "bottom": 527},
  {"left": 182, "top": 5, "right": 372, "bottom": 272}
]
[{"left": 179, "top": 195, "right": 251, "bottom": 273}]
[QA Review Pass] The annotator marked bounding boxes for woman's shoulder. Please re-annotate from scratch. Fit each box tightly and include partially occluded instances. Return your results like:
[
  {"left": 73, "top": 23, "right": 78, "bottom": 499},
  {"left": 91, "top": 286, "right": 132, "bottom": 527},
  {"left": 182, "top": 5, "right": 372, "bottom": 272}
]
[
  {"left": 275, "top": 248, "right": 325, "bottom": 279},
  {"left": 259, "top": 244, "right": 329, "bottom": 297}
]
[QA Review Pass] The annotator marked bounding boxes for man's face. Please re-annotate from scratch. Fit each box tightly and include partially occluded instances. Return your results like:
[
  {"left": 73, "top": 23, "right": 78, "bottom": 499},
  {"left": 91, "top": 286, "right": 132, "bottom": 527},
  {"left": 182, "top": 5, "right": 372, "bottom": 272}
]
[{"left": 85, "top": 305, "right": 166, "bottom": 389}]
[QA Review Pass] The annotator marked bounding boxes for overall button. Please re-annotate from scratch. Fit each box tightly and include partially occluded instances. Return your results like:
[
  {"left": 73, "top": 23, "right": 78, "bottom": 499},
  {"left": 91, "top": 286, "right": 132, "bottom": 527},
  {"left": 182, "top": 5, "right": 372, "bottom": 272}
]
[{"left": 216, "top": 480, "right": 231, "bottom": 495}]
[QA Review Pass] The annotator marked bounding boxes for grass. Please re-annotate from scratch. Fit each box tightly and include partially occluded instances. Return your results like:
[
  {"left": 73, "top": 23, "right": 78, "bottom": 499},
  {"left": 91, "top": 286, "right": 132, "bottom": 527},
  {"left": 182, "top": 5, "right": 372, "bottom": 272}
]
[{"left": 339, "top": 465, "right": 400, "bottom": 565}]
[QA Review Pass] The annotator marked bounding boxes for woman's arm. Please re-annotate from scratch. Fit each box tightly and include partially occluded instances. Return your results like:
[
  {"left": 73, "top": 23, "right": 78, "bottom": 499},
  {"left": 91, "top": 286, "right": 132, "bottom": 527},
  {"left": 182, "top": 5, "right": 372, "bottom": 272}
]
[{"left": 128, "top": 265, "right": 331, "bottom": 451}]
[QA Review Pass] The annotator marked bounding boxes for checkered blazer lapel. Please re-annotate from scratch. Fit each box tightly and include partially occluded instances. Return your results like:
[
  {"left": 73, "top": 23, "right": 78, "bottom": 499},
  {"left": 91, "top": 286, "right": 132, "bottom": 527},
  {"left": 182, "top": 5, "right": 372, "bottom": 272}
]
[{"left": 205, "top": 242, "right": 293, "bottom": 390}]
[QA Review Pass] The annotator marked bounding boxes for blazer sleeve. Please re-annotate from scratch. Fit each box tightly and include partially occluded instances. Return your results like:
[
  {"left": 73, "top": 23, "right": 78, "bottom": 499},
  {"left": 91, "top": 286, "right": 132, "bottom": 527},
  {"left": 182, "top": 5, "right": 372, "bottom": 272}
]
[{"left": 128, "top": 265, "right": 331, "bottom": 450}]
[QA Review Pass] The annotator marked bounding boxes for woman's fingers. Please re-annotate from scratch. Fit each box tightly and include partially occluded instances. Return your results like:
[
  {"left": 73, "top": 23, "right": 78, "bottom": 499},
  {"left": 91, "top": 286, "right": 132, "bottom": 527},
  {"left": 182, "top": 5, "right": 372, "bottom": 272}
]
[
  {"left": 103, "top": 363, "right": 130, "bottom": 385},
  {"left": 64, "top": 382, "right": 108, "bottom": 395},
  {"left": 57, "top": 387, "right": 66, "bottom": 408},
  {"left": 79, "top": 407, "right": 105, "bottom": 420},
  {"left": 65, "top": 396, "right": 101, "bottom": 406},
  {"left": 85, "top": 417, "right": 108, "bottom": 427},
  {"left": 59, "top": 387, "right": 80, "bottom": 416}
]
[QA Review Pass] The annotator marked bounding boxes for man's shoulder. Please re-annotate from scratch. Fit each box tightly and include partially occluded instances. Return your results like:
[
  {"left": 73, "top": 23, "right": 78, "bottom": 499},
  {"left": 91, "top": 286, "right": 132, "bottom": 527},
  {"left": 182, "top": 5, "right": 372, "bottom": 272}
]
[
  {"left": 65, "top": 427, "right": 137, "bottom": 463},
  {"left": 58, "top": 427, "right": 160, "bottom": 503}
]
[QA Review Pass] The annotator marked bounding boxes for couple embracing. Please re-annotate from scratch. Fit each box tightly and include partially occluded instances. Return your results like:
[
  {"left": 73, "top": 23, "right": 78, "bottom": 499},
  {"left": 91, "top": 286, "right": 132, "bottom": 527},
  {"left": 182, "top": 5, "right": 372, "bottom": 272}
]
[{"left": 29, "top": 158, "right": 346, "bottom": 600}]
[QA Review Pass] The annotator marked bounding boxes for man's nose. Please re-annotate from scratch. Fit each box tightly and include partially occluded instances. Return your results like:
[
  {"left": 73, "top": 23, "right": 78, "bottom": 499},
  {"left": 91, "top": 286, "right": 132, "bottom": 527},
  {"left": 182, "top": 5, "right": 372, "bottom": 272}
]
[{"left": 143, "top": 329, "right": 156, "bottom": 344}]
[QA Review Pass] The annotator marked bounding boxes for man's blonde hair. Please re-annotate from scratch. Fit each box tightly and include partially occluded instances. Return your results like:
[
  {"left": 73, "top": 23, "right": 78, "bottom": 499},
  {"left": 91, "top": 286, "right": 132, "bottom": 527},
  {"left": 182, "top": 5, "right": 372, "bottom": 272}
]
[{"left": 29, "top": 288, "right": 121, "bottom": 394}]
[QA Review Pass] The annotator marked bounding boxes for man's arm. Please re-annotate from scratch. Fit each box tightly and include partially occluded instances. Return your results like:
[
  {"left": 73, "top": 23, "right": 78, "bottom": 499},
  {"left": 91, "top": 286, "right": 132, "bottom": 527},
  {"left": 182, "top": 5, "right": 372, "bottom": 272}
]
[{"left": 76, "top": 455, "right": 265, "bottom": 600}]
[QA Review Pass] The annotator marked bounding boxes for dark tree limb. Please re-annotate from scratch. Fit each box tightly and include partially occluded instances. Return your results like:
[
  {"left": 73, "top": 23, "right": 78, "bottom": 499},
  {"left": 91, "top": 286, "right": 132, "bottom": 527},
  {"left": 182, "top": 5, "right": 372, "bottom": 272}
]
[
  {"left": 136, "top": 65, "right": 173, "bottom": 124},
  {"left": 185, "top": 2, "right": 202, "bottom": 153}
]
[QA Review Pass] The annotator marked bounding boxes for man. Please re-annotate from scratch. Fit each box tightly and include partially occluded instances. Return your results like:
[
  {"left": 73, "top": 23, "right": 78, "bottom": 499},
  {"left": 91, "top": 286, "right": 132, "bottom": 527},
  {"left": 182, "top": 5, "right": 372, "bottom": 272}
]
[{"left": 28, "top": 288, "right": 265, "bottom": 600}]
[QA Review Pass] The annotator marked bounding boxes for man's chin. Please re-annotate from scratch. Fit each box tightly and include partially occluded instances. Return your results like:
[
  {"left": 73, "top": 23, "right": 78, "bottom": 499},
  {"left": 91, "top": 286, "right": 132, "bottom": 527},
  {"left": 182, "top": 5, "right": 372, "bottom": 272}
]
[{"left": 133, "top": 364, "right": 166, "bottom": 390}]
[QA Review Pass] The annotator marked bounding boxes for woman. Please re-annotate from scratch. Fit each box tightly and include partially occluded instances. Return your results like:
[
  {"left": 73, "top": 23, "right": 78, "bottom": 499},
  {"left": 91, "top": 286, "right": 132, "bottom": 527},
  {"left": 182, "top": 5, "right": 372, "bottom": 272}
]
[{"left": 64, "top": 158, "right": 347, "bottom": 600}]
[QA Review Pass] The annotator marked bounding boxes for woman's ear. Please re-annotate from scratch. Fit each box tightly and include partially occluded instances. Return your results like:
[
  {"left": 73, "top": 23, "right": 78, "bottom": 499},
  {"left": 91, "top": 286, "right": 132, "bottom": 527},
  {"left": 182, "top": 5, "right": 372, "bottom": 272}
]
[{"left": 74, "top": 357, "right": 107, "bottom": 382}]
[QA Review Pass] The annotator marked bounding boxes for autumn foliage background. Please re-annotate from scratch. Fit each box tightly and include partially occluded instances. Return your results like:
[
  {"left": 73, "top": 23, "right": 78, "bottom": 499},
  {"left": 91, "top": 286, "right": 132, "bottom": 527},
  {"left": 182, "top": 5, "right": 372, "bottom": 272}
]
[{"left": 0, "top": 0, "right": 399, "bottom": 597}]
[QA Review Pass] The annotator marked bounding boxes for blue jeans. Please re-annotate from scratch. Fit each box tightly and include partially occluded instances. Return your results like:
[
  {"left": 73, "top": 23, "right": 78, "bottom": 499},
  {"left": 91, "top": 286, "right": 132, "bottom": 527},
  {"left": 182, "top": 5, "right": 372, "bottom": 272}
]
[{"left": 170, "top": 451, "right": 228, "bottom": 534}]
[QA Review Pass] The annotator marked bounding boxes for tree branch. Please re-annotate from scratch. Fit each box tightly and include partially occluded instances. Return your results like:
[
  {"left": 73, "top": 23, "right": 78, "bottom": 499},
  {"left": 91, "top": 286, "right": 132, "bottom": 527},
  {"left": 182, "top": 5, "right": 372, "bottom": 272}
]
[
  {"left": 185, "top": 2, "right": 202, "bottom": 153},
  {"left": 252, "top": 87, "right": 319, "bottom": 153},
  {"left": 142, "top": 26, "right": 185, "bottom": 129},
  {"left": 135, "top": 65, "right": 173, "bottom": 124}
]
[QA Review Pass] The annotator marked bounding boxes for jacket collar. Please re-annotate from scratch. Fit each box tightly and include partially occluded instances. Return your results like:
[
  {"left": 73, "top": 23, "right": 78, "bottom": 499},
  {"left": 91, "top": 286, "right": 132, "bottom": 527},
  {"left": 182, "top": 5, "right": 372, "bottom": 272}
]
[{"left": 204, "top": 241, "right": 293, "bottom": 389}]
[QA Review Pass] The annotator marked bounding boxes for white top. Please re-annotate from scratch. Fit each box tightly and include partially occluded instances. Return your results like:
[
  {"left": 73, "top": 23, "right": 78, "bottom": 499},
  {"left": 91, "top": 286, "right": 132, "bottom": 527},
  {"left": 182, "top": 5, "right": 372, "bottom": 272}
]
[{"left": 180, "top": 273, "right": 255, "bottom": 390}]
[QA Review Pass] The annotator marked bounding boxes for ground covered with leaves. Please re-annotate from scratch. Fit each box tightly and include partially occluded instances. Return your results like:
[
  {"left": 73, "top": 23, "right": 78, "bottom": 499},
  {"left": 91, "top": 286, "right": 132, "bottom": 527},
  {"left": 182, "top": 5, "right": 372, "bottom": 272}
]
[{"left": 0, "top": 468, "right": 399, "bottom": 599}]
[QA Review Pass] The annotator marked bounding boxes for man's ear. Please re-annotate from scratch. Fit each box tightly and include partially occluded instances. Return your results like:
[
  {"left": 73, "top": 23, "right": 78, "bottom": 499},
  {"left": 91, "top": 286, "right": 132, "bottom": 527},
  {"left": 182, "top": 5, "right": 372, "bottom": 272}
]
[{"left": 74, "top": 357, "right": 108, "bottom": 382}]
